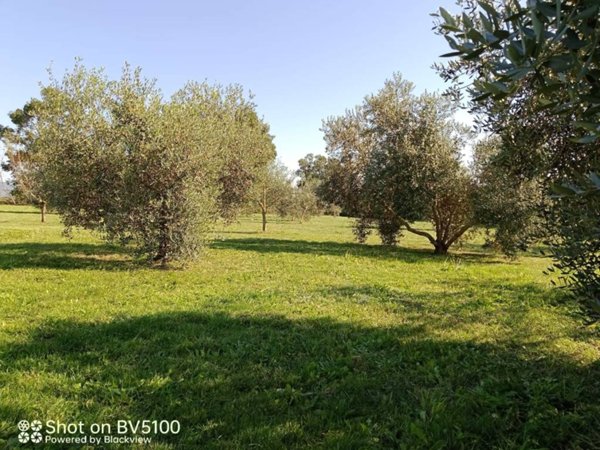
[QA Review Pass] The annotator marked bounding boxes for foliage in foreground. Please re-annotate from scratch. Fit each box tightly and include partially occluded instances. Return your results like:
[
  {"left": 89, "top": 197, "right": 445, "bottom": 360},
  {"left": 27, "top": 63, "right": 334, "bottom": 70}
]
[
  {"left": 0, "top": 207, "right": 598, "bottom": 448},
  {"left": 435, "top": 0, "right": 600, "bottom": 309},
  {"left": 3, "top": 62, "right": 275, "bottom": 264},
  {"left": 548, "top": 174, "right": 600, "bottom": 311}
]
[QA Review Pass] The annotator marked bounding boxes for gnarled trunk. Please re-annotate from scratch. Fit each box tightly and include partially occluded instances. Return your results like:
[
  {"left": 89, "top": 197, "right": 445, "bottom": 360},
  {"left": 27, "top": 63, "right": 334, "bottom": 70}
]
[
  {"left": 433, "top": 241, "right": 449, "bottom": 255},
  {"left": 397, "top": 216, "right": 472, "bottom": 255}
]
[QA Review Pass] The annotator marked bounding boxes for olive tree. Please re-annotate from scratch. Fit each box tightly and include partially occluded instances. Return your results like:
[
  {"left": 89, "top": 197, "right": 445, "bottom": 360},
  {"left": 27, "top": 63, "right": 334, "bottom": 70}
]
[
  {"left": 287, "top": 180, "right": 321, "bottom": 222},
  {"left": 0, "top": 100, "right": 48, "bottom": 221},
  {"left": 322, "top": 74, "right": 477, "bottom": 254},
  {"left": 250, "top": 160, "right": 294, "bottom": 231},
  {"left": 296, "top": 153, "right": 340, "bottom": 214},
  {"left": 296, "top": 153, "right": 328, "bottom": 186},
  {"left": 28, "top": 62, "right": 274, "bottom": 264},
  {"left": 472, "top": 135, "right": 546, "bottom": 256}
]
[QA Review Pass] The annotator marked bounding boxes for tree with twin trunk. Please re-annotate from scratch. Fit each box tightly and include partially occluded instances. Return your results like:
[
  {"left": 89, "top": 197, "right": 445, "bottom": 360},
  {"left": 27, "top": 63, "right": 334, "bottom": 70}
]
[
  {"left": 321, "top": 73, "right": 478, "bottom": 255},
  {"left": 15, "top": 62, "right": 275, "bottom": 265}
]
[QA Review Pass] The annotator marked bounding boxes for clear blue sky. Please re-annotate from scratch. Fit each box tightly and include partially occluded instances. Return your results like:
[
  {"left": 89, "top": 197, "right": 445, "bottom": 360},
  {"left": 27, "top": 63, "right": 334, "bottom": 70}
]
[{"left": 1, "top": 0, "right": 464, "bottom": 171}]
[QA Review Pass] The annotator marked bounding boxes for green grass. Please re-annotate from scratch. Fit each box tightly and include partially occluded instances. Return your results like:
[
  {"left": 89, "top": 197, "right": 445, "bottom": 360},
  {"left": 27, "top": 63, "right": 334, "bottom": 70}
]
[{"left": 0, "top": 205, "right": 599, "bottom": 449}]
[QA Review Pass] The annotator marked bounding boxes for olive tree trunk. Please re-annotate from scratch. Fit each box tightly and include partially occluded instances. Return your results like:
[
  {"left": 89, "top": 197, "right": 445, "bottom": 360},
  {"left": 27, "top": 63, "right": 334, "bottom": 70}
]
[
  {"left": 433, "top": 241, "right": 449, "bottom": 255},
  {"left": 40, "top": 201, "right": 47, "bottom": 223},
  {"left": 261, "top": 186, "right": 267, "bottom": 232}
]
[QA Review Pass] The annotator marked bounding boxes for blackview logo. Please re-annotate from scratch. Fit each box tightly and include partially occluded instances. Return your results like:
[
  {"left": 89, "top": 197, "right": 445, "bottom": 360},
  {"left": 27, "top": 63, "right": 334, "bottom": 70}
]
[
  {"left": 17, "top": 419, "right": 43, "bottom": 444},
  {"left": 15, "top": 418, "right": 180, "bottom": 445}
]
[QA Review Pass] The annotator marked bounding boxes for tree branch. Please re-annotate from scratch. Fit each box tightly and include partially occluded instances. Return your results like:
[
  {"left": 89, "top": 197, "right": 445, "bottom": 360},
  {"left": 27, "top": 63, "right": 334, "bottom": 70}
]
[
  {"left": 446, "top": 222, "right": 474, "bottom": 247},
  {"left": 398, "top": 218, "right": 436, "bottom": 245}
]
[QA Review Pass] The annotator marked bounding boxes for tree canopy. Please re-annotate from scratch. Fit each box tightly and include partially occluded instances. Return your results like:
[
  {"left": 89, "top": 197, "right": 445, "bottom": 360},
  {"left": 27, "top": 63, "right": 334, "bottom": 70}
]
[
  {"left": 0, "top": 99, "right": 48, "bottom": 220},
  {"left": 12, "top": 62, "right": 275, "bottom": 264},
  {"left": 322, "top": 74, "right": 482, "bottom": 254}
]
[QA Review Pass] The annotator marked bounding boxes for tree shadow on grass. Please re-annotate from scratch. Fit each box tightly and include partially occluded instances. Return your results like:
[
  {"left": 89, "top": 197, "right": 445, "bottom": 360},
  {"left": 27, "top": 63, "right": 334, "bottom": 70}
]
[
  {"left": 457, "top": 240, "right": 548, "bottom": 259},
  {"left": 211, "top": 238, "right": 507, "bottom": 264},
  {"left": 0, "top": 237, "right": 513, "bottom": 272},
  {"left": 0, "top": 242, "right": 138, "bottom": 271},
  {"left": 1, "top": 312, "right": 598, "bottom": 448},
  {"left": 216, "top": 230, "right": 262, "bottom": 235},
  {"left": 316, "top": 282, "right": 594, "bottom": 340}
]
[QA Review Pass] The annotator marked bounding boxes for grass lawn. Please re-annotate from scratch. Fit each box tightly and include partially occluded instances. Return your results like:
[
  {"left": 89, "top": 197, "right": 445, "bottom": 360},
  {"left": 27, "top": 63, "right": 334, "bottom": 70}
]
[{"left": 0, "top": 205, "right": 598, "bottom": 449}]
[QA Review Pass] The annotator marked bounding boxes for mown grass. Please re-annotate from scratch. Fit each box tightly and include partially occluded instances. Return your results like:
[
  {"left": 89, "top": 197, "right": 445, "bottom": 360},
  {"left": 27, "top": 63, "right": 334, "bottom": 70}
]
[{"left": 0, "top": 205, "right": 598, "bottom": 449}]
